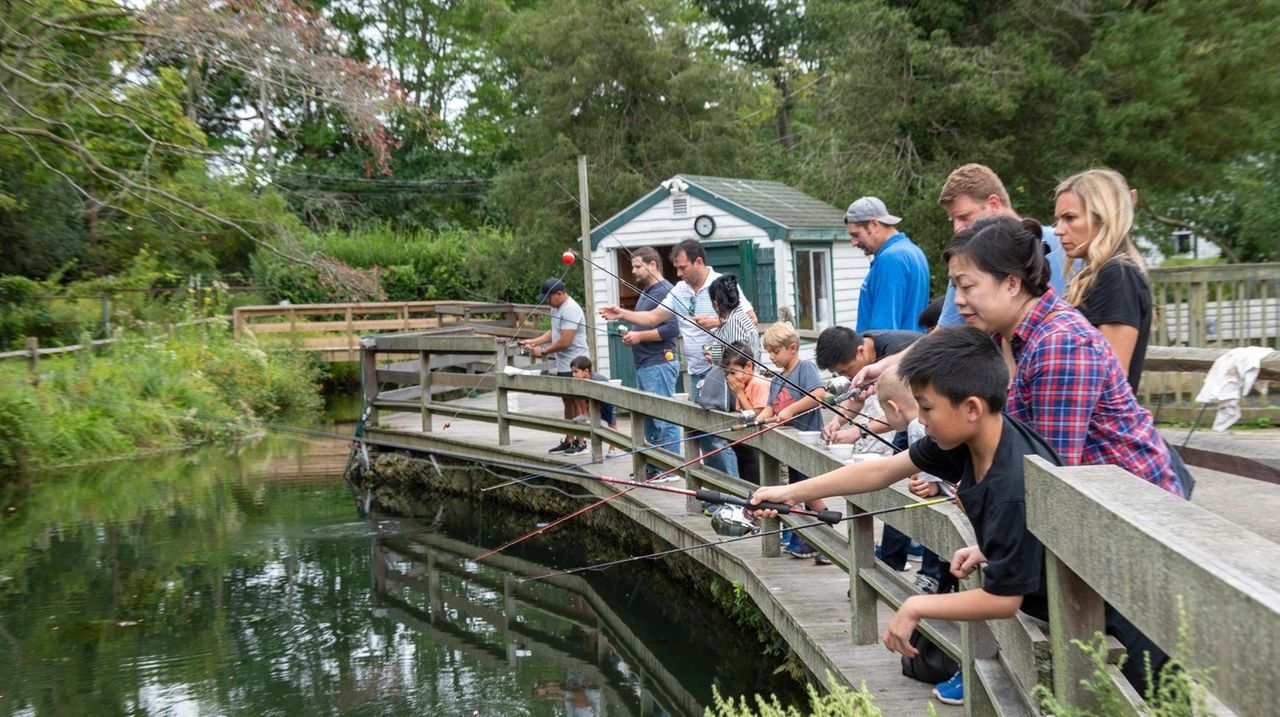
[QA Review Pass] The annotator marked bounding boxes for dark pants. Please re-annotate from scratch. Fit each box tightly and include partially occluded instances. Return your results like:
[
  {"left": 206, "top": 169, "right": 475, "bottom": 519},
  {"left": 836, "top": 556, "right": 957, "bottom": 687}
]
[
  {"left": 734, "top": 445, "right": 761, "bottom": 486},
  {"left": 920, "top": 549, "right": 947, "bottom": 581},
  {"left": 877, "top": 431, "right": 914, "bottom": 570}
]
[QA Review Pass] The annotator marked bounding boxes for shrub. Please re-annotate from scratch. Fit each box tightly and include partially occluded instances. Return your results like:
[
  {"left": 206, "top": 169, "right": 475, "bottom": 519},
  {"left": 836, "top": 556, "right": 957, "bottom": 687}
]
[
  {"left": 705, "top": 676, "right": 883, "bottom": 717},
  {"left": 0, "top": 323, "right": 322, "bottom": 472}
]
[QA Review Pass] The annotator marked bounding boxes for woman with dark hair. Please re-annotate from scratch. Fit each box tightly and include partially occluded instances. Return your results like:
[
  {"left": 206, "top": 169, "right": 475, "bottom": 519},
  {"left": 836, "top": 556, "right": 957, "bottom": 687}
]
[
  {"left": 706, "top": 274, "right": 762, "bottom": 367},
  {"left": 943, "top": 215, "right": 1187, "bottom": 497}
]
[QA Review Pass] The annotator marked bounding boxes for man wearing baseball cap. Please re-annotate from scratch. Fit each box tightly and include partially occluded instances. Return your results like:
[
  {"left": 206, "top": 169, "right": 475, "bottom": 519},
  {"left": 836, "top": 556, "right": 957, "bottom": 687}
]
[
  {"left": 521, "top": 278, "right": 591, "bottom": 453},
  {"left": 844, "top": 196, "right": 930, "bottom": 333}
]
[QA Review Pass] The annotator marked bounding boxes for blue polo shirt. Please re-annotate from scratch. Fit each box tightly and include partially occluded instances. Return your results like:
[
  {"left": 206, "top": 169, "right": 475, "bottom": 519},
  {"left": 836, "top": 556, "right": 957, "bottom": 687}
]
[
  {"left": 856, "top": 232, "right": 930, "bottom": 333},
  {"left": 939, "top": 225, "right": 1067, "bottom": 328}
]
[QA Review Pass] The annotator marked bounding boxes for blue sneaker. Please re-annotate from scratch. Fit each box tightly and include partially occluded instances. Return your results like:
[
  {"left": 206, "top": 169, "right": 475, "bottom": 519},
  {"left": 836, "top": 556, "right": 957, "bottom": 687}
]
[
  {"left": 785, "top": 535, "right": 818, "bottom": 559},
  {"left": 933, "top": 670, "right": 963, "bottom": 706}
]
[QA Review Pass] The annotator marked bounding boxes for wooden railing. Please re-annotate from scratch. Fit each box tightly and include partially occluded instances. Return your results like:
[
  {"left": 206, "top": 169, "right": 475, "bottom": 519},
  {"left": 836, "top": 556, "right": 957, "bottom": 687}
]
[
  {"left": 1144, "top": 264, "right": 1280, "bottom": 422},
  {"left": 1149, "top": 263, "right": 1280, "bottom": 348},
  {"left": 1140, "top": 344, "right": 1280, "bottom": 423},
  {"left": 233, "top": 300, "right": 547, "bottom": 362},
  {"left": 353, "top": 330, "right": 1280, "bottom": 716}
]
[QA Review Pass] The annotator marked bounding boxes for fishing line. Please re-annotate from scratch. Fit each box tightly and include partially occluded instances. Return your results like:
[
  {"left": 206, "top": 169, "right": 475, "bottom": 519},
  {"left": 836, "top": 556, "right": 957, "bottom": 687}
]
[
  {"left": 472, "top": 401, "right": 830, "bottom": 562},
  {"left": 576, "top": 248, "right": 898, "bottom": 452},
  {"left": 479, "top": 416, "right": 748, "bottom": 492},
  {"left": 520, "top": 497, "right": 953, "bottom": 582}
]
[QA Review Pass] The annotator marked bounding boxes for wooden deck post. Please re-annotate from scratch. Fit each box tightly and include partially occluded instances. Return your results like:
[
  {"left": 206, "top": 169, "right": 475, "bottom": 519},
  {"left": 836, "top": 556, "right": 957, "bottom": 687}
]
[
  {"left": 345, "top": 306, "right": 355, "bottom": 359},
  {"left": 496, "top": 343, "right": 511, "bottom": 446},
  {"left": 682, "top": 428, "right": 700, "bottom": 514},
  {"left": 588, "top": 396, "right": 603, "bottom": 461},
  {"left": 25, "top": 337, "right": 39, "bottom": 386},
  {"left": 846, "top": 498, "right": 877, "bottom": 644},
  {"left": 759, "top": 452, "right": 781, "bottom": 558},
  {"left": 960, "top": 621, "right": 1000, "bottom": 717},
  {"left": 1046, "top": 553, "right": 1105, "bottom": 712},
  {"left": 631, "top": 408, "right": 647, "bottom": 482},
  {"left": 360, "top": 338, "right": 379, "bottom": 427},
  {"left": 419, "top": 349, "right": 432, "bottom": 432}
]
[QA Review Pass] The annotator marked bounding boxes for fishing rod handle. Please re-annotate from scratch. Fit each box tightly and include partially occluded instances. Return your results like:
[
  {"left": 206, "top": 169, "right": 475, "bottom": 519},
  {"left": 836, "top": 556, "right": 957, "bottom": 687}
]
[{"left": 695, "top": 489, "right": 843, "bottom": 525}]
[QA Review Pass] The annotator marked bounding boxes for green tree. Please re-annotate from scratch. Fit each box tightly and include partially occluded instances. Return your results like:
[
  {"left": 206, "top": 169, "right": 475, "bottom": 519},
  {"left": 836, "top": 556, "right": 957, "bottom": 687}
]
[{"left": 487, "top": 0, "right": 766, "bottom": 274}]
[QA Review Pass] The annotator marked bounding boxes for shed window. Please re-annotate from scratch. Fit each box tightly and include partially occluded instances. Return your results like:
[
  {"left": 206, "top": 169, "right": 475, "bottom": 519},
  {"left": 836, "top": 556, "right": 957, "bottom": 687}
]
[{"left": 795, "top": 248, "right": 832, "bottom": 331}]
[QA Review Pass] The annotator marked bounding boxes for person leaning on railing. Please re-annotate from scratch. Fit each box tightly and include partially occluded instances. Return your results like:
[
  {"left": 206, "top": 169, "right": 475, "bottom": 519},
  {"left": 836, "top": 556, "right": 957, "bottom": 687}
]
[{"left": 752, "top": 326, "right": 1171, "bottom": 696}]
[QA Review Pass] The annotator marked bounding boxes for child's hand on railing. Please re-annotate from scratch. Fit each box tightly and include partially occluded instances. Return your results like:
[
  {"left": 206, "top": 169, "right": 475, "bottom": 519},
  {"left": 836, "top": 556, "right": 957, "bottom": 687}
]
[{"left": 907, "top": 475, "right": 940, "bottom": 498}]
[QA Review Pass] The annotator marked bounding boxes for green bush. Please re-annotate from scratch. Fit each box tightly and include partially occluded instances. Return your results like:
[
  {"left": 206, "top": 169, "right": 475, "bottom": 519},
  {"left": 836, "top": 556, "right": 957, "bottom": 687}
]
[
  {"left": 705, "top": 677, "right": 884, "bottom": 717},
  {"left": 0, "top": 323, "right": 322, "bottom": 472}
]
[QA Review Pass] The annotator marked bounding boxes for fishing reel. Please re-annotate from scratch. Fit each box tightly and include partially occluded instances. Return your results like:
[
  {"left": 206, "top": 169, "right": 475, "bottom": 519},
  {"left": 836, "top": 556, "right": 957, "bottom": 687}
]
[{"left": 709, "top": 504, "right": 760, "bottom": 537}]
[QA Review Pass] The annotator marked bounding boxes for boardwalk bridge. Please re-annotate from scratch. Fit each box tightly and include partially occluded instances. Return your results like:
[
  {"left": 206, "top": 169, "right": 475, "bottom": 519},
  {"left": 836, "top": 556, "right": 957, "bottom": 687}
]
[{"left": 231, "top": 295, "right": 1280, "bottom": 716}]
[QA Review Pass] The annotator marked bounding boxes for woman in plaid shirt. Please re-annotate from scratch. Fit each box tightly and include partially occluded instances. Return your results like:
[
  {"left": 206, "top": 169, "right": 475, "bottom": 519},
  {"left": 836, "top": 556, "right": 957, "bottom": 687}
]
[{"left": 942, "top": 215, "right": 1188, "bottom": 498}]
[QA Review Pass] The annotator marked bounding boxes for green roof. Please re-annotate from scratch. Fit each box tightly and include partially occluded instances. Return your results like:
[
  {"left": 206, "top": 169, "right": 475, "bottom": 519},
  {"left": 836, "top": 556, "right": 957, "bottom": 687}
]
[
  {"left": 589, "top": 174, "right": 847, "bottom": 249},
  {"left": 677, "top": 175, "right": 846, "bottom": 229}
]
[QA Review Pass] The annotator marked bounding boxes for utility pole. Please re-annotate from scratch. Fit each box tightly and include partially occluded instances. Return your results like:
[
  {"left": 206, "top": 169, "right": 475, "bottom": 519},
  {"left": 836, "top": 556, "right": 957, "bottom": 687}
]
[{"left": 577, "top": 155, "right": 597, "bottom": 365}]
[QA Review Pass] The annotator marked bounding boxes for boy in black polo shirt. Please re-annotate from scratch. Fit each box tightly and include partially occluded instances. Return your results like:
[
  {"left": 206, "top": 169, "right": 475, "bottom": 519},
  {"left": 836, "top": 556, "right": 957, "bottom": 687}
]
[{"left": 752, "top": 326, "right": 1167, "bottom": 697}]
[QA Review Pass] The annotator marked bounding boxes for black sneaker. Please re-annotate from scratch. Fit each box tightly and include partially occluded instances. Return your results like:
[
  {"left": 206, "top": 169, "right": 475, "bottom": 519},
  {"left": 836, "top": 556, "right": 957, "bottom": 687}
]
[
  {"left": 549, "top": 439, "right": 573, "bottom": 454},
  {"left": 564, "top": 441, "right": 587, "bottom": 455}
]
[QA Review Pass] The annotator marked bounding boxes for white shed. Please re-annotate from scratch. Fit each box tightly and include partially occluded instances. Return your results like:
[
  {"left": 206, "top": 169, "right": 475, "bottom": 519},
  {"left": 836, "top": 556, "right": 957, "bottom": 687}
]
[{"left": 587, "top": 174, "right": 869, "bottom": 383}]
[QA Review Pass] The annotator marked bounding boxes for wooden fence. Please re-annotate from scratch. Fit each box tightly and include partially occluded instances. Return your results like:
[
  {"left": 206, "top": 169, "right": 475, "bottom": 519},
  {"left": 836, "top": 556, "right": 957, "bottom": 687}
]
[
  {"left": 1144, "top": 264, "right": 1280, "bottom": 422},
  {"left": 356, "top": 331, "right": 1280, "bottom": 716},
  {"left": 232, "top": 301, "right": 548, "bottom": 362}
]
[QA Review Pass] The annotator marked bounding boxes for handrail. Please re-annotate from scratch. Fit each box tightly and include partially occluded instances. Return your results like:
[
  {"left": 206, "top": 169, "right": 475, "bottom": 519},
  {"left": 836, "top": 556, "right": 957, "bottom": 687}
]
[
  {"left": 360, "top": 329, "right": 1280, "bottom": 714},
  {"left": 358, "top": 331, "right": 1056, "bottom": 715},
  {"left": 1025, "top": 456, "right": 1280, "bottom": 715}
]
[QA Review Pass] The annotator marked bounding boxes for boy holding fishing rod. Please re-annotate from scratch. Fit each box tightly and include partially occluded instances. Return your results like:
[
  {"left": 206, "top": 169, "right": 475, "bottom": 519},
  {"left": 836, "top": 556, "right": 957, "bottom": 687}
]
[{"left": 751, "top": 326, "right": 1167, "bottom": 696}]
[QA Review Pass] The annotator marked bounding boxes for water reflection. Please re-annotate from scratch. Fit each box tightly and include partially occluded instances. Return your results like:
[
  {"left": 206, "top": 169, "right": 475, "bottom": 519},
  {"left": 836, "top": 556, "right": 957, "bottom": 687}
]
[
  {"left": 372, "top": 529, "right": 695, "bottom": 716},
  {"left": 0, "top": 433, "right": 798, "bottom": 716}
]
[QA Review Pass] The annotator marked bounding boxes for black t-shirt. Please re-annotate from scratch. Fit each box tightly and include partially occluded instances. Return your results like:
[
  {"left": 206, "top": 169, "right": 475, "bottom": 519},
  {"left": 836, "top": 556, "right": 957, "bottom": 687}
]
[
  {"left": 862, "top": 329, "right": 921, "bottom": 360},
  {"left": 908, "top": 414, "right": 1063, "bottom": 602},
  {"left": 1077, "top": 260, "right": 1151, "bottom": 392}
]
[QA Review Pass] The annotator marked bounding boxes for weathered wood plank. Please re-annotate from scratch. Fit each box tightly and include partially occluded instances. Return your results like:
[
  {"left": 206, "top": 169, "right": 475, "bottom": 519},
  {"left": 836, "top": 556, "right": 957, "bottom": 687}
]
[{"left": 1025, "top": 456, "right": 1280, "bottom": 717}]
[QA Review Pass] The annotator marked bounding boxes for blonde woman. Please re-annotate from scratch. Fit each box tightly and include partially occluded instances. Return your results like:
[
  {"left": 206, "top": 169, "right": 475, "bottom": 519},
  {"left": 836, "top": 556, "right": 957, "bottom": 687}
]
[{"left": 1054, "top": 169, "right": 1151, "bottom": 390}]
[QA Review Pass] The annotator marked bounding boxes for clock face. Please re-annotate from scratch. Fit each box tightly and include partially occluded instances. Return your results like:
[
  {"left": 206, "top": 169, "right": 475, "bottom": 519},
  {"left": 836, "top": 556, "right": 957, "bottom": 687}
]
[{"left": 694, "top": 215, "right": 716, "bottom": 237}]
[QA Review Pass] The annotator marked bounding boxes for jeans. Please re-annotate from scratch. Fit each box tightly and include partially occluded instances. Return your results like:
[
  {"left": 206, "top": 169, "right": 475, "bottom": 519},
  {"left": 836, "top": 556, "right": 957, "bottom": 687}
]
[
  {"left": 635, "top": 360, "right": 680, "bottom": 452},
  {"left": 687, "top": 368, "right": 738, "bottom": 477}
]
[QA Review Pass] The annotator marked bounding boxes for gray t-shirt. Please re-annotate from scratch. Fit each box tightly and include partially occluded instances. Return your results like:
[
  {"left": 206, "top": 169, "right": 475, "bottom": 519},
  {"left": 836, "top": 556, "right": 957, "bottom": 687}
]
[{"left": 551, "top": 296, "right": 589, "bottom": 373}]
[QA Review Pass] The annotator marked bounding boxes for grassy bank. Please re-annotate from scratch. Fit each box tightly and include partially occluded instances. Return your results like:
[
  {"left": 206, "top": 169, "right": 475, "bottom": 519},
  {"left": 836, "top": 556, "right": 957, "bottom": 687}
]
[{"left": 0, "top": 323, "right": 323, "bottom": 473}]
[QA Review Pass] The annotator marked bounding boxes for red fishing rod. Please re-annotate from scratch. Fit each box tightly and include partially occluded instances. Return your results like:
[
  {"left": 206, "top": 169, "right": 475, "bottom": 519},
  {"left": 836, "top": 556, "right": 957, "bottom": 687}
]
[
  {"left": 473, "top": 403, "right": 827, "bottom": 561},
  {"left": 521, "top": 497, "right": 954, "bottom": 582}
]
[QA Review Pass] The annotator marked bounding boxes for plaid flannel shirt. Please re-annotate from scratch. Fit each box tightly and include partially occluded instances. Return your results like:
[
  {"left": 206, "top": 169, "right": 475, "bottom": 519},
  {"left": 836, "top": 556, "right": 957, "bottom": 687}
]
[{"left": 1003, "top": 289, "right": 1184, "bottom": 498}]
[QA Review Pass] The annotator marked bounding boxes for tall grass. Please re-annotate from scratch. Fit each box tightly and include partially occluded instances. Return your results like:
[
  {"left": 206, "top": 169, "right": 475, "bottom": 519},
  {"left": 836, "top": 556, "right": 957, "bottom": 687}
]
[{"left": 0, "top": 322, "right": 322, "bottom": 473}]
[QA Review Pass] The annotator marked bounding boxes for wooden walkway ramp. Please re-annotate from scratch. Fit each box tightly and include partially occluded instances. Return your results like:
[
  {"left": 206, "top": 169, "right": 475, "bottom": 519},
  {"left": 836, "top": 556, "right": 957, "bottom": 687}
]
[{"left": 350, "top": 333, "right": 1280, "bottom": 717}]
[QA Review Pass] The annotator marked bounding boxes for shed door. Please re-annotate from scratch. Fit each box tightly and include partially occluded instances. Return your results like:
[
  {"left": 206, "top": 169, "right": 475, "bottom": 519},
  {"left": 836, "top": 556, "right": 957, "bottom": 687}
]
[{"left": 705, "top": 241, "right": 776, "bottom": 322}]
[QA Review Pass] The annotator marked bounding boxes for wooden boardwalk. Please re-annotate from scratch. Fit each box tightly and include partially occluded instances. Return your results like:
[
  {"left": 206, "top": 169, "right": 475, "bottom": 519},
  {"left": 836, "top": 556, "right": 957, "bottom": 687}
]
[
  {"left": 369, "top": 391, "right": 1280, "bottom": 716},
  {"left": 380, "top": 392, "right": 965, "bottom": 715}
]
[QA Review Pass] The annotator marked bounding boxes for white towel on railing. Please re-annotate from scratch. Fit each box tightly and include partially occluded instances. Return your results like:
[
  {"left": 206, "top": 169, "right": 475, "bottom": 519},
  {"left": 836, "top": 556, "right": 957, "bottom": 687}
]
[{"left": 1194, "top": 346, "right": 1275, "bottom": 431}]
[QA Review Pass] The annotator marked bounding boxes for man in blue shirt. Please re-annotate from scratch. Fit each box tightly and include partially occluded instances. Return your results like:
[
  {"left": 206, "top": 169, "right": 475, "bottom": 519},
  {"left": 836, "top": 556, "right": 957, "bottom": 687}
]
[
  {"left": 846, "top": 196, "right": 930, "bottom": 333},
  {"left": 935, "top": 164, "right": 1069, "bottom": 327}
]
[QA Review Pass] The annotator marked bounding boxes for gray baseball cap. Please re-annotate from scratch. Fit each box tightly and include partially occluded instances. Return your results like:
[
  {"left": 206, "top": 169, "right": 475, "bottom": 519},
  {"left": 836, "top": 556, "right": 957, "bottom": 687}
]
[{"left": 844, "top": 196, "right": 902, "bottom": 225}]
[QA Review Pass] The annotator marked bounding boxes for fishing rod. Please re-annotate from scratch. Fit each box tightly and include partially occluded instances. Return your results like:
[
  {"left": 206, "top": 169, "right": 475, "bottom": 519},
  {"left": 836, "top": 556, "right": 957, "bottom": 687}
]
[
  {"left": 583, "top": 473, "right": 841, "bottom": 524},
  {"left": 520, "top": 497, "right": 954, "bottom": 582},
  {"left": 577, "top": 249, "right": 898, "bottom": 452},
  {"left": 472, "top": 400, "right": 830, "bottom": 562},
  {"left": 479, "top": 416, "right": 751, "bottom": 492}
]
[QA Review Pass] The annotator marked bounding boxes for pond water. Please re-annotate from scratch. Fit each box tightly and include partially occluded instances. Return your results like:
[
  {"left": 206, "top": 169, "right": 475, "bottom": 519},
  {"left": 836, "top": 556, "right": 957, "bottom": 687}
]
[{"left": 0, "top": 423, "right": 803, "bottom": 716}]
